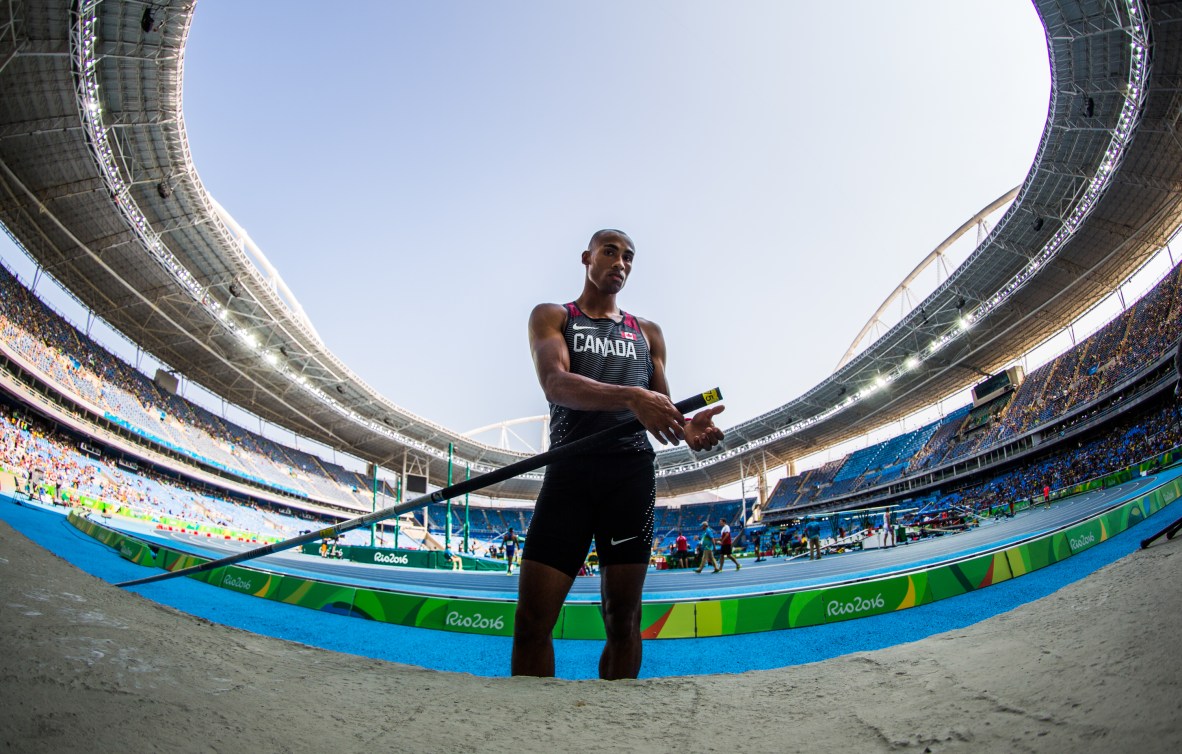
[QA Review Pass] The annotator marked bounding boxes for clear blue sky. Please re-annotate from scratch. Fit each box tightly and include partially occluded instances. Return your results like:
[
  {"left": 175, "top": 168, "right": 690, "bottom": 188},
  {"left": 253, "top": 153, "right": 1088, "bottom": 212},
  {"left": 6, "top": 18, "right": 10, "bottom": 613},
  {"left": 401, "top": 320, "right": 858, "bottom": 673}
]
[{"left": 0, "top": 1, "right": 1050, "bottom": 446}]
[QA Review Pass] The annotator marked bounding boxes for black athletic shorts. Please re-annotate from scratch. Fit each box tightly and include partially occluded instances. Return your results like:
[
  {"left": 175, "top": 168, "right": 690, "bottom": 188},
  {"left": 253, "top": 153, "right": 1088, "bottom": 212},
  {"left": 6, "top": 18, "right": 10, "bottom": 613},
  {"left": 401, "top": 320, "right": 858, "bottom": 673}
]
[{"left": 523, "top": 450, "right": 656, "bottom": 579}]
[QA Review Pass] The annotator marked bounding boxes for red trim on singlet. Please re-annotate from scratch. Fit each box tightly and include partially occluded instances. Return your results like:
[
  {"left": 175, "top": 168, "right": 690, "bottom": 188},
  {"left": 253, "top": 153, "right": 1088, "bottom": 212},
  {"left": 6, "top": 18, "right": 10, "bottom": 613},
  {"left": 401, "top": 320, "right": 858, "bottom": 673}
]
[{"left": 564, "top": 303, "right": 640, "bottom": 335}]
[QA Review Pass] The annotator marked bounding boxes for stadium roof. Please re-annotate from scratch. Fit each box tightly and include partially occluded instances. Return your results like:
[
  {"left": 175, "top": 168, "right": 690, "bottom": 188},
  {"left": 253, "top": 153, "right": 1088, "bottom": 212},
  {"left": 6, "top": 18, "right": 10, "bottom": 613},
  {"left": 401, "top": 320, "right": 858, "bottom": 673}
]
[{"left": 1, "top": 0, "right": 1181, "bottom": 500}]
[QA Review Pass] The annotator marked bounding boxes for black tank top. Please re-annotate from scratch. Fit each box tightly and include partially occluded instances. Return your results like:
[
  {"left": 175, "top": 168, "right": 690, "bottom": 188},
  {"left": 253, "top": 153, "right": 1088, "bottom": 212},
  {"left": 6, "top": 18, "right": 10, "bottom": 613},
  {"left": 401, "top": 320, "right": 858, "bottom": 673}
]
[{"left": 549, "top": 302, "right": 654, "bottom": 453}]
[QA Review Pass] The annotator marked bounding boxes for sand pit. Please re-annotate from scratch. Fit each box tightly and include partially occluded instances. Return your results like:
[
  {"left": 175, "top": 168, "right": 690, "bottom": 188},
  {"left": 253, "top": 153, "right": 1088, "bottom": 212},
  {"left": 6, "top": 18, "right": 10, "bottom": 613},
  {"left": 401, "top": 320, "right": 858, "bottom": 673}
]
[{"left": 2, "top": 518, "right": 1181, "bottom": 752}]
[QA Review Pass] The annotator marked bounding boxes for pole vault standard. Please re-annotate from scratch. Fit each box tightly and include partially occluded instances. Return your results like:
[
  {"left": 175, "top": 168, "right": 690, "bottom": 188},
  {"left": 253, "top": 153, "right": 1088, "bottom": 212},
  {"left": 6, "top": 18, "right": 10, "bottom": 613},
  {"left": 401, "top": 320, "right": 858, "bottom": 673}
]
[{"left": 116, "top": 388, "right": 722, "bottom": 588}]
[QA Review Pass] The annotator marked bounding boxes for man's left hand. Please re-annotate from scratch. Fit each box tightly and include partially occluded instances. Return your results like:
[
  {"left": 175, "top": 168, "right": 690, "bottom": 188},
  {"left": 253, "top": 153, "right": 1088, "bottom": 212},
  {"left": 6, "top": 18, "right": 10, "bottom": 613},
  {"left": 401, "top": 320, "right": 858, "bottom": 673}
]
[{"left": 684, "top": 405, "right": 725, "bottom": 452}]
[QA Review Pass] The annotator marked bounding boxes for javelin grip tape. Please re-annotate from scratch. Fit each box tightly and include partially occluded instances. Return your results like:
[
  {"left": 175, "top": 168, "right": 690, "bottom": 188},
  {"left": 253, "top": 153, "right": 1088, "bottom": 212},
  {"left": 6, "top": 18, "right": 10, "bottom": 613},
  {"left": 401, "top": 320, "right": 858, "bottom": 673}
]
[{"left": 116, "top": 388, "right": 722, "bottom": 588}]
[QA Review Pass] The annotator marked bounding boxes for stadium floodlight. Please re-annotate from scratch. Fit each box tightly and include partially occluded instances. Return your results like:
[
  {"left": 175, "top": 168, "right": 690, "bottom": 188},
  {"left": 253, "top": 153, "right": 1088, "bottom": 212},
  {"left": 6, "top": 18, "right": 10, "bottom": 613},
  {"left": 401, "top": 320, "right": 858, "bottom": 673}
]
[{"left": 905, "top": 355, "right": 920, "bottom": 371}]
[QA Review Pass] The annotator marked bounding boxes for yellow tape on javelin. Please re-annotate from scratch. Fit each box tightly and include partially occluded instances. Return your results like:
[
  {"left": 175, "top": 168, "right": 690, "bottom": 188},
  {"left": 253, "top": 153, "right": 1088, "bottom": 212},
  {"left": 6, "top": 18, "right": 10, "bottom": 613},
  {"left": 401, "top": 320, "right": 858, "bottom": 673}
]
[{"left": 702, "top": 388, "right": 722, "bottom": 405}]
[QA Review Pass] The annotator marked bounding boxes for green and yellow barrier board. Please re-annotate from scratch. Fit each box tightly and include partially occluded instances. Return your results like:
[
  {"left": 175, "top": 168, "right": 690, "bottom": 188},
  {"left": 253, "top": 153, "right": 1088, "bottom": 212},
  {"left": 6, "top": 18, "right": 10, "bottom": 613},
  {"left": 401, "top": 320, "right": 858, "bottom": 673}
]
[{"left": 69, "top": 459, "right": 1182, "bottom": 641}]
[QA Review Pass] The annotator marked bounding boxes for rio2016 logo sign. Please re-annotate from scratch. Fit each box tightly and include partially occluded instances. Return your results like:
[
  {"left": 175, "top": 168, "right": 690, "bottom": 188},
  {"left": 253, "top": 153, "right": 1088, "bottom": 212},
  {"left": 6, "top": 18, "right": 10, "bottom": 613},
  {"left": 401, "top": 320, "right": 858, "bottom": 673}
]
[
  {"left": 373, "top": 552, "right": 409, "bottom": 565},
  {"left": 445, "top": 611, "right": 505, "bottom": 631},
  {"left": 1069, "top": 532, "right": 1096, "bottom": 550},
  {"left": 223, "top": 574, "right": 255, "bottom": 591},
  {"left": 826, "top": 593, "right": 886, "bottom": 617}
]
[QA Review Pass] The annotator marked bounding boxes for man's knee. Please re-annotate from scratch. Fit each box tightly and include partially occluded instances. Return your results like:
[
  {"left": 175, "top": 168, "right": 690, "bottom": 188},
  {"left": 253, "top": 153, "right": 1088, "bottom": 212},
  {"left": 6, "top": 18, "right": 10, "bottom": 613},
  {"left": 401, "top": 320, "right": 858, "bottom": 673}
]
[
  {"left": 601, "top": 602, "right": 641, "bottom": 642},
  {"left": 513, "top": 601, "right": 559, "bottom": 642}
]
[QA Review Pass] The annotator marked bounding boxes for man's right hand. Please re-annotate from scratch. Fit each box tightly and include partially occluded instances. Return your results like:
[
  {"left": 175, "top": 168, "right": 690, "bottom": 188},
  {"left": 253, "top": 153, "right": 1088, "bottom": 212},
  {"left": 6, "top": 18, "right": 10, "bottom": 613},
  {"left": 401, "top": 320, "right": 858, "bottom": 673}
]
[{"left": 627, "top": 388, "right": 687, "bottom": 446}]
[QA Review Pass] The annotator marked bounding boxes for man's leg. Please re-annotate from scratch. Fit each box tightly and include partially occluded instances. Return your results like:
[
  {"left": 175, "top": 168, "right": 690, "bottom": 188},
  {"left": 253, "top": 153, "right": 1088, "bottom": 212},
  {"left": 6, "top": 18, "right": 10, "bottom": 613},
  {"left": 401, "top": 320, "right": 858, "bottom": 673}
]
[
  {"left": 511, "top": 559, "right": 574, "bottom": 677},
  {"left": 697, "top": 550, "right": 709, "bottom": 572},
  {"left": 598, "top": 563, "right": 648, "bottom": 680}
]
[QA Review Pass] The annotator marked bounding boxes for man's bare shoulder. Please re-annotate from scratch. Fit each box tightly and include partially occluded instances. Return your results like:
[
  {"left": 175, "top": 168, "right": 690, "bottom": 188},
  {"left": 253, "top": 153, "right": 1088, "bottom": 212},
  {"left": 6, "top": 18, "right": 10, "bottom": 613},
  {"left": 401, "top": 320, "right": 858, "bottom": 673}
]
[
  {"left": 530, "top": 302, "right": 567, "bottom": 318},
  {"left": 634, "top": 314, "right": 665, "bottom": 340},
  {"left": 529, "top": 302, "right": 567, "bottom": 325},
  {"left": 528, "top": 303, "right": 568, "bottom": 336},
  {"left": 633, "top": 313, "right": 662, "bottom": 330}
]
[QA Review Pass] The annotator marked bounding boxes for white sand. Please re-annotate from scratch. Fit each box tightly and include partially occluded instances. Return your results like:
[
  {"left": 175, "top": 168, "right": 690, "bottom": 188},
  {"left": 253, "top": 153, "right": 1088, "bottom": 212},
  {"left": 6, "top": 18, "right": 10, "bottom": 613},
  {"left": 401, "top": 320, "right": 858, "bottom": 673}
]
[{"left": 2, "top": 518, "right": 1180, "bottom": 753}]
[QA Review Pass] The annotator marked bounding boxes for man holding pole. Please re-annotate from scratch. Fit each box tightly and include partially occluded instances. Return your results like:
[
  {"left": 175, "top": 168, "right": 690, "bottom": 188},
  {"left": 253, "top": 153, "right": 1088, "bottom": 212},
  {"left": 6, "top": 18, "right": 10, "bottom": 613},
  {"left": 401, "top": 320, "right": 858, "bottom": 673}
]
[{"left": 512, "top": 229, "right": 724, "bottom": 679}]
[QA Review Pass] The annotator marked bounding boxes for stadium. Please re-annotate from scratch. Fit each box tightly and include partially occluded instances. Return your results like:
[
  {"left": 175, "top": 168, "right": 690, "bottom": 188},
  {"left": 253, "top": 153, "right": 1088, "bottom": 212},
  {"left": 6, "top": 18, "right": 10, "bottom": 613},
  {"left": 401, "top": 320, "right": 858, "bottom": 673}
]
[{"left": 2, "top": 0, "right": 1182, "bottom": 751}]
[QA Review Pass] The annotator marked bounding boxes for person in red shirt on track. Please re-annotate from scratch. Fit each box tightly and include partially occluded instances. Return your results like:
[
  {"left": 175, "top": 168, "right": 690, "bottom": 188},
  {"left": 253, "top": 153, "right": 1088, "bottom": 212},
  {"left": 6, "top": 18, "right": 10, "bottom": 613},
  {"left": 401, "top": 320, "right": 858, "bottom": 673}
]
[{"left": 674, "top": 530, "right": 689, "bottom": 569}]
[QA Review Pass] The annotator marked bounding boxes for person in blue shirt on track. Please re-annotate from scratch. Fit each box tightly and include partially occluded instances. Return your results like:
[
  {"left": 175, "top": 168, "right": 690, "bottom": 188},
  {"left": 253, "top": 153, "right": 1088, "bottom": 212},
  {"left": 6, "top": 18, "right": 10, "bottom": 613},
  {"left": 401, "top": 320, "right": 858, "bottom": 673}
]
[
  {"left": 695, "top": 521, "right": 720, "bottom": 573},
  {"left": 805, "top": 517, "right": 823, "bottom": 560}
]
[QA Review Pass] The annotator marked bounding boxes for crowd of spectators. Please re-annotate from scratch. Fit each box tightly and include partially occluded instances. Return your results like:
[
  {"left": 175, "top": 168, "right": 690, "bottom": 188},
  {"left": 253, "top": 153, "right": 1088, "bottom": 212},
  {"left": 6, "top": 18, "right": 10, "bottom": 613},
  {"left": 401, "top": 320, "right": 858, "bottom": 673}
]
[
  {"left": 942, "top": 398, "right": 1182, "bottom": 517},
  {"left": 3, "top": 255, "right": 1182, "bottom": 552},
  {"left": 0, "top": 395, "right": 419, "bottom": 545},
  {"left": 0, "top": 265, "right": 390, "bottom": 510},
  {"left": 766, "top": 261, "right": 1182, "bottom": 512}
]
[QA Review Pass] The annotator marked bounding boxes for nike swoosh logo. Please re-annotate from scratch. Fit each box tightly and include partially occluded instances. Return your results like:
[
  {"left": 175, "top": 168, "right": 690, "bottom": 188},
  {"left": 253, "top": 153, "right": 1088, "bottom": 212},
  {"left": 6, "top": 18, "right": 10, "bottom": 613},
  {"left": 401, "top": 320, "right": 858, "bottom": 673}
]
[
  {"left": 610, "top": 536, "right": 637, "bottom": 546},
  {"left": 571, "top": 324, "right": 596, "bottom": 331}
]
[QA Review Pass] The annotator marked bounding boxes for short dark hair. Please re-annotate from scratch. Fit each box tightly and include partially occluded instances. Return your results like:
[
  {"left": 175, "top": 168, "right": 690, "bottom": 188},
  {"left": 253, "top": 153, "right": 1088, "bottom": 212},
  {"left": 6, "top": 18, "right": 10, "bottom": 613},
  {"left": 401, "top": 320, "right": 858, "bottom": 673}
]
[{"left": 588, "top": 228, "right": 631, "bottom": 248}]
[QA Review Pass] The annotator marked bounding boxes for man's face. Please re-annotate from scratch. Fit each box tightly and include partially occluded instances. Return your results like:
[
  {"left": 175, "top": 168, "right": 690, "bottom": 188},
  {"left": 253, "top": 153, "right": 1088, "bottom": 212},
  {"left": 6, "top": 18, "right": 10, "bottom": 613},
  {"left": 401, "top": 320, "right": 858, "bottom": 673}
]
[{"left": 582, "top": 232, "right": 635, "bottom": 294}]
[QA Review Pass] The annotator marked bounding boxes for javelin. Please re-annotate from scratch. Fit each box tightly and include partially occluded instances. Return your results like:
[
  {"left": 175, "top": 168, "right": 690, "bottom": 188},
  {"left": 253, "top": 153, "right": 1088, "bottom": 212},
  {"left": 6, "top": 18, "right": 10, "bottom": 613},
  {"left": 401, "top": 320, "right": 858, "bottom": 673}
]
[{"left": 116, "top": 388, "right": 722, "bottom": 588}]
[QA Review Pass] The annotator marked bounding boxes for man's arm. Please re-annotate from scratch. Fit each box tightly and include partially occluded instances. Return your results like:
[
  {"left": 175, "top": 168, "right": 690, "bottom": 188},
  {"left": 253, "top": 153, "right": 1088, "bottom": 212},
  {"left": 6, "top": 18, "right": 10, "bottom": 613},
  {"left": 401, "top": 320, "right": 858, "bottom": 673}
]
[{"left": 528, "top": 304, "right": 687, "bottom": 445}]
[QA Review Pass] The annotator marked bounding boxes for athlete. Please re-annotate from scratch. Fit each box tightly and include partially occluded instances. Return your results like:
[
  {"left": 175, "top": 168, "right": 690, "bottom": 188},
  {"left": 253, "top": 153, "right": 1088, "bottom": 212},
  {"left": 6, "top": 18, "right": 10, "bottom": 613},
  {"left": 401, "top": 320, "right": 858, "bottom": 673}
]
[
  {"left": 503, "top": 528, "right": 519, "bottom": 575},
  {"left": 512, "top": 229, "right": 725, "bottom": 679}
]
